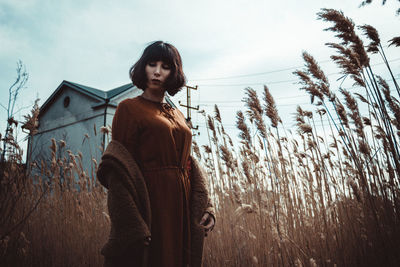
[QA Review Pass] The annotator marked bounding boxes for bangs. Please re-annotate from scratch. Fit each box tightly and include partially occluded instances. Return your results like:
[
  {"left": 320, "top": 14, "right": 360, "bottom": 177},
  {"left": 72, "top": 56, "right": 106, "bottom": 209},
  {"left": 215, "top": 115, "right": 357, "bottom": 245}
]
[{"left": 144, "top": 43, "right": 175, "bottom": 66}]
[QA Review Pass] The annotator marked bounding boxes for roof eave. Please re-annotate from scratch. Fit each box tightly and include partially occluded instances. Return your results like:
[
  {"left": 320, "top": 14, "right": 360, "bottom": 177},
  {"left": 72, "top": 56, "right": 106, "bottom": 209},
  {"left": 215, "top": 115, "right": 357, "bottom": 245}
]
[
  {"left": 39, "top": 80, "right": 105, "bottom": 116},
  {"left": 91, "top": 101, "right": 118, "bottom": 110}
]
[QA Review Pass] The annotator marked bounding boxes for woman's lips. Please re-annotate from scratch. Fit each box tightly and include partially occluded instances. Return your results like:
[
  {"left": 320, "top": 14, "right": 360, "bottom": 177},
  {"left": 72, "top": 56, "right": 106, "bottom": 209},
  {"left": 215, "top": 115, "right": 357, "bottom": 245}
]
[{"left": 151, "top": 79, "right": 161, "bottom": 84}]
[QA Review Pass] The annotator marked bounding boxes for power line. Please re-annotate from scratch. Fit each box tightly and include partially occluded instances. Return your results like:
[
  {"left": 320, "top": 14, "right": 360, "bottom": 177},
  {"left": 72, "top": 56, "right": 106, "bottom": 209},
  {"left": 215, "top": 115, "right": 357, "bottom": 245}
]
[
  {"left": 189, "top": 57, "right": 400, "bottom": 83},
  {"left": 190, "top": 59, "right": 333, "bottom": 81},
  {"left": 193, "top": 81, "right": 399, "bottom": 105},
  {"left": 196, "top": 68, "right": 400, "bottom": 87},
  {"left": 199, "top": 102, "right": 311, "bottom": 108},
  {"left": 198, "top": 79, "right": 298, "bottom": 87},
  {"left": 198, "top": 94, "right": 306, "bottom": 103}
]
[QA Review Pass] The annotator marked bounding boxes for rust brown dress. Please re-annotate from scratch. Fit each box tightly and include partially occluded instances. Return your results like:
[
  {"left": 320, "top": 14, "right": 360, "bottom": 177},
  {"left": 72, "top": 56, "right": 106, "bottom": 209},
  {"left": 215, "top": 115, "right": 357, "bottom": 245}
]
[{"left": 111, "top": 95, "right": 192, "bottom": 267}]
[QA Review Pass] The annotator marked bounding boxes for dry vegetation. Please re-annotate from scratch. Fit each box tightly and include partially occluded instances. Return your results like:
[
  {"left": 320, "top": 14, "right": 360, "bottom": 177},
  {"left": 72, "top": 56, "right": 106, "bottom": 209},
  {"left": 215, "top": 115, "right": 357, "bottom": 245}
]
[
  {"left": 0, "top": 101, "right": 109, "bottom": 266},
  {"left": 198, "top": 9, "right": 400, "bottom": 267},
  {"left": 1, "top": 8, "right": 400, "bottom": 267}
]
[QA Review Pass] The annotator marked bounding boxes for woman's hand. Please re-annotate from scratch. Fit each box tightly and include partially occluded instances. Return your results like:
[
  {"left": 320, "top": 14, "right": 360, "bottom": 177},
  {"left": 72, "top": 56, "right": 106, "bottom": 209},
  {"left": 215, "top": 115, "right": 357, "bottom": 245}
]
[{"left": 199, "top": 212, "right": 215, "bottom": 235}]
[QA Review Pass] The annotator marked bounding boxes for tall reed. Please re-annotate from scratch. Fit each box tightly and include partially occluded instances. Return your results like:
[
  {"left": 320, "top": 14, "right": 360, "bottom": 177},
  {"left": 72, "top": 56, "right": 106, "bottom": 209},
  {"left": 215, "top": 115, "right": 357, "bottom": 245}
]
[{"left": 200, "top": 8, "right": 400, "bottom": 267}]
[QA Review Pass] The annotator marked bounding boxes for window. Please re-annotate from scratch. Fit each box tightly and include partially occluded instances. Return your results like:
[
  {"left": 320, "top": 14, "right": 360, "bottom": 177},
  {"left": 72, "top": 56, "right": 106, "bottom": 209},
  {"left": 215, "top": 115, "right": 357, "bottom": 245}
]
[{"left": 63, "top": 96, "right": 70, "bottom": 108}]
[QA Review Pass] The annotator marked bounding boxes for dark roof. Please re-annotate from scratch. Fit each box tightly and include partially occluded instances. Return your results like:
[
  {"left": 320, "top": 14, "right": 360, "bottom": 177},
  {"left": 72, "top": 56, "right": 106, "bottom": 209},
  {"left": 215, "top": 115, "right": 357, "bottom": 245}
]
[
  {"left": 39, "top": 80, "right": 176, "bottom": 114},
  {"left": 106, "top": 83, "right": 134, "bottom": 99},
  {"left": 65, "top": 81, "right": 136, "bottom": 100},
  {"left": 65, "top": 81, "right": 107, "bottom": 99},
  {"left": 39, "top": 80, "right": 134, "bottom": 114}
]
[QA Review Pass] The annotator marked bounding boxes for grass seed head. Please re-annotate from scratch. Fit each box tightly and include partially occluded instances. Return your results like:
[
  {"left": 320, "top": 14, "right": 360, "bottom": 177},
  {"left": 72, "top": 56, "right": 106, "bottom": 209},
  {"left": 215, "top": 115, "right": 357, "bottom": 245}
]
[
  {"left": 236, "top": 111, "right": 252, "bottom": 147},
  {"left": 302, "top": 51, "right": 329, "bottom": 85},
  {"left": 359, "top": 24, "right": 380, "bottom": 53},
  {"left": 388, "top": 36, "right": 400, "bottom": 47},
  {"left": 263, "top": 85, "right": 281, "bottom": 128}
]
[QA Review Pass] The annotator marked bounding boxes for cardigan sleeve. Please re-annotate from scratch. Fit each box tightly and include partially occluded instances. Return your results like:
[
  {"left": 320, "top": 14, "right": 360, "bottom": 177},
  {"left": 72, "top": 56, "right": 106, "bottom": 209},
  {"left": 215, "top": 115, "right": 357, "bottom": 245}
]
[
  {"left": 101, "top": 165, "right": 151, "bottom": 257},
  {"left": 188, "top": 156, "right": 216, "bottom": 224}
]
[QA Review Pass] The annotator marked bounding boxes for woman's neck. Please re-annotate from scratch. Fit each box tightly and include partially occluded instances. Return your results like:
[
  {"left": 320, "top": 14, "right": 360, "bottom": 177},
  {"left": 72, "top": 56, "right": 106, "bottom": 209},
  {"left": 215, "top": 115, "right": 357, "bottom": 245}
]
[{"left": 141, "top": 89, "right": 165, "bottom": 103}]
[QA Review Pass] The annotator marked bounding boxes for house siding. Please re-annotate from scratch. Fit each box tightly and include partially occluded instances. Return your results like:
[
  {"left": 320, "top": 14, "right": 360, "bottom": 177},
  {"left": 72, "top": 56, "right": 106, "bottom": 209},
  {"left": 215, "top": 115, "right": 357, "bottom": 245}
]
[{"left": 27, "top": 84, "right": 144, "bottom": 182}]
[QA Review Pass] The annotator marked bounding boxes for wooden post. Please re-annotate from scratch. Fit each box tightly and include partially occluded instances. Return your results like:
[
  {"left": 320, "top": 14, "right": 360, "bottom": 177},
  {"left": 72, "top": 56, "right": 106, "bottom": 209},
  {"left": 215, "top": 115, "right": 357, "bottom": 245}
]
[{"left": 179, "top": 85, "right": 199, "bottom": 130}]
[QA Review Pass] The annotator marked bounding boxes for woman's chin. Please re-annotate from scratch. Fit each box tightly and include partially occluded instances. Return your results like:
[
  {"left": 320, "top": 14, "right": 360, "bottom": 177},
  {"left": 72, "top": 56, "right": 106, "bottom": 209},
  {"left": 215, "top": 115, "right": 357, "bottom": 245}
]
[{"left": 144, "top": 87, "right": 167, "bottom": 95}]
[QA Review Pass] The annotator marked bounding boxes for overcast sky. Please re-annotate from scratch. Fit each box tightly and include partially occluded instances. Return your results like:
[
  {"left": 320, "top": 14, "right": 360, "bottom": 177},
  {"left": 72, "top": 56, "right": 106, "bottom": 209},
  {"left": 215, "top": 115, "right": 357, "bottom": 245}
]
[{"left": 1, "top": 0, "right": 399, "bottom": 154}]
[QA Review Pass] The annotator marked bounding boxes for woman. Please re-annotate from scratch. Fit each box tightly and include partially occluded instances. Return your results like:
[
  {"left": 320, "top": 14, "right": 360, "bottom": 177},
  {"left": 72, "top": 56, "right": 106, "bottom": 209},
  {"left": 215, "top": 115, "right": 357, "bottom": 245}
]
[{"left": 98, "top": 41, "right": 215, "bottom": 267}]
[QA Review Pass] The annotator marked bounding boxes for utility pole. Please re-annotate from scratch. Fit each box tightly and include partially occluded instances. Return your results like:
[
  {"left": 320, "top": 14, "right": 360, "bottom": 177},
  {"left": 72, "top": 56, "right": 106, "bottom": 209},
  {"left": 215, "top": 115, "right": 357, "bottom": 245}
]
[{"left": 179, "top": 85, "right": 199, "bottom": 131}]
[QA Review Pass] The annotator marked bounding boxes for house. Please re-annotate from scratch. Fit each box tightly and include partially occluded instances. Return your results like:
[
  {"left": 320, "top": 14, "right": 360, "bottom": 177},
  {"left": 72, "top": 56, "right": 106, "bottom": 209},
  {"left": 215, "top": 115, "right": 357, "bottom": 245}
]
[{"left": 26, "top": 80, "right": 176, "bottom": 178}]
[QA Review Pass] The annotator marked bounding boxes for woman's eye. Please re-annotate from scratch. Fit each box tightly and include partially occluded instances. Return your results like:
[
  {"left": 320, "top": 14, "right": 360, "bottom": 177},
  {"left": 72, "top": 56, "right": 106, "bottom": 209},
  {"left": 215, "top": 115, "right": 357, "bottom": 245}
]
[
  {"left": 148, "top": 62, "right": 156, "bottom": 67},
  {"left": 162, "top": 64, "right": 171, "bottom": 70}
]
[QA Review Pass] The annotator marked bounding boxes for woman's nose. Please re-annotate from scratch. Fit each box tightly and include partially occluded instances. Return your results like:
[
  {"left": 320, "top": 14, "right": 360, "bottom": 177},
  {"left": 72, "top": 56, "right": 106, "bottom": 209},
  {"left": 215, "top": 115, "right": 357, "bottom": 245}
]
[{"left": 154, "top": 64, "right": 161, "bottom": 75}]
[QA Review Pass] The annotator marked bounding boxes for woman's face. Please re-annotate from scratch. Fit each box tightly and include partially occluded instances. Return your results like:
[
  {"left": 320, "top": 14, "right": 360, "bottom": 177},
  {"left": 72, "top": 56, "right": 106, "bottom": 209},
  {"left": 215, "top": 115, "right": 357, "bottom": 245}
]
[{"left": 145, "top": 61, "right": 171, "bottom": 91}]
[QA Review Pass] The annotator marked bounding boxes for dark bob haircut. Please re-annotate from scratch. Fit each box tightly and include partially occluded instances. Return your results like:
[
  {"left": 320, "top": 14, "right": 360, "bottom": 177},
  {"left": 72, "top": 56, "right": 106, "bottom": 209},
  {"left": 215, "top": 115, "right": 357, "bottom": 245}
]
[{"left": 129, "top": 41, "right": 186, "bottom": 96}]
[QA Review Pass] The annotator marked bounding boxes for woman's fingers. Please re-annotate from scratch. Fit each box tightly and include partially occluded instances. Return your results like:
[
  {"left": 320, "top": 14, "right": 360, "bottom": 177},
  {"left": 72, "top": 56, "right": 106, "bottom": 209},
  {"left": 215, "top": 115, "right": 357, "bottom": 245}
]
[
  {"left": 199, "top": 213, "right": 208, "bottom": 225},
  {"left": 204, "top": 216, "right": 214, "bottom": 231},
  {"left": 199, "top": 212, "right": 215, "bottom": 231}
]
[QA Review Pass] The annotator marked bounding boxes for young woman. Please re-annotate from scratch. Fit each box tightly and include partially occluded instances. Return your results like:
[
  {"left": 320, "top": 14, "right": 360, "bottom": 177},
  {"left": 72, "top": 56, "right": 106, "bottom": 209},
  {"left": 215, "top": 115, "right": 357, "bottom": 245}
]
[{"left": 98, "top": 41, "right": 215, "bottom": 267}]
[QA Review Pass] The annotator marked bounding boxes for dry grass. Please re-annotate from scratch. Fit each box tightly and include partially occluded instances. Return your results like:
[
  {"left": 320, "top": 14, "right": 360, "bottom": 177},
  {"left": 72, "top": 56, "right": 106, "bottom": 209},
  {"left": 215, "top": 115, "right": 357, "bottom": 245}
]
[
  {"left": 0, "top": 106, "right": 109, "bottom": 266},
  {"left": 200, "top": 9, "right": 400, "bottom": 267}
]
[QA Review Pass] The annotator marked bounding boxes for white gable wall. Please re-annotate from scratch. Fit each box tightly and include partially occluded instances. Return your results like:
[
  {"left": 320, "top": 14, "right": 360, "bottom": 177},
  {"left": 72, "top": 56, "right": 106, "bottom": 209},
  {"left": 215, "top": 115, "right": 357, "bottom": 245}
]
[
  {"left": 29, "top": 87, "right": 105, "bottom": 180},
  {"left": 38, "top": 87, "right": 103, "bottom": 132}
]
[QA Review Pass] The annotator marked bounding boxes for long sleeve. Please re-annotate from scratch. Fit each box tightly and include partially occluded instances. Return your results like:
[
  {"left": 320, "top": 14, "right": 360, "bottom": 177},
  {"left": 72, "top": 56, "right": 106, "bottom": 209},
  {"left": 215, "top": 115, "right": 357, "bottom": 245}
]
[
  {"left": 99, "top": 162, "right": 151, "bottom": 255},
  {"left": 187, "top": 157, "right": 215, "bottom": 220},
  {"left": 107, "top": 172, "right": 150, "bottom": 244},
  {"left": 112, "top": 101, "right": 140, "bottom": 157},
  {"left": 189, "top": 157, "right": 215, "bottom": 219},
  {"left": 97, "top": 137, "right": 153, "bottom": 267},
  {"left": 188, "top": 156, "right": 215, "bottom": 267}
]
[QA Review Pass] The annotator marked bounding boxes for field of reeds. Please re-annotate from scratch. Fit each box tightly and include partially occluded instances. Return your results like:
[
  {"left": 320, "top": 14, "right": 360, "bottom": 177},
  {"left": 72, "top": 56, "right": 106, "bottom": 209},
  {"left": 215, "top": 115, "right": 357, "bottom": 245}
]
[
  {"left": 0, "top": 101, "right": 110, "bottom": 266},
  {"left": 1, "top": 8, "right": 400, "bottom": 267}
]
